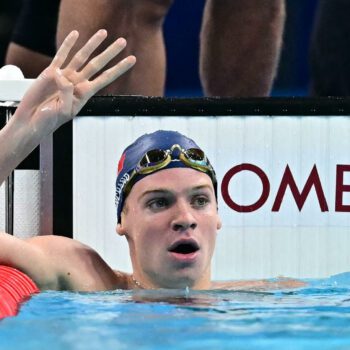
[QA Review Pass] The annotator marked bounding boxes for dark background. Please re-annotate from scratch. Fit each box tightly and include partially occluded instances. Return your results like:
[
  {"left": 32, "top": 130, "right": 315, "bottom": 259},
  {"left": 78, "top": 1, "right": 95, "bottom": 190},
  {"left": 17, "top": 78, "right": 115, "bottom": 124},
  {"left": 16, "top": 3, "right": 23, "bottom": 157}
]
[{"left": 0, "top": 0, "right": 319, "bottom": 97}]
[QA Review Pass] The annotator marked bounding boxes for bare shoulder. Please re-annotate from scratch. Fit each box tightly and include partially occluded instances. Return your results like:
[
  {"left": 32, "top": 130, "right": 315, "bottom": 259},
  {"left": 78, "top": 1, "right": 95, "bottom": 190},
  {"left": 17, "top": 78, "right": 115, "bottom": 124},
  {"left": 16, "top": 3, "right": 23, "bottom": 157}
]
[
  {"left": 27, "top": 235, "right": 125, "bottom": 291},
  {"left": 27, "top": 234, "right": 95, "bottom": 254},
  {"left": 211, "top": 278, "right": 307, "bottom": 291},
  {"left": 26, "top": 235, "right": 98, "bottom": 268}
]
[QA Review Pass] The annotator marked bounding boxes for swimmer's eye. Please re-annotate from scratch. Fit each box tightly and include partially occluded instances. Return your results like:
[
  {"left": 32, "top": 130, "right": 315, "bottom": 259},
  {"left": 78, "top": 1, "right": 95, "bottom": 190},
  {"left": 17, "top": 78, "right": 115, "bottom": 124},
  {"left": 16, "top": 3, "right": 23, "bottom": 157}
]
[
  {"left": 192, "top": 195, "right": 210, "bottom": 208},
  {"left": 147, "top": 197, "right": 169, "bottom": 211}
]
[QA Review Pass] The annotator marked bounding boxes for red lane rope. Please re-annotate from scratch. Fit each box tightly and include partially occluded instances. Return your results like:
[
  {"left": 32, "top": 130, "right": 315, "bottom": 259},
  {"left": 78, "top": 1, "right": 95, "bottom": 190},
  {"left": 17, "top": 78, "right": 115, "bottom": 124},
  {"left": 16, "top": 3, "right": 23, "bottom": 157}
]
[{"left": 0, "top": 265, "right": 39, "bottom": 319}]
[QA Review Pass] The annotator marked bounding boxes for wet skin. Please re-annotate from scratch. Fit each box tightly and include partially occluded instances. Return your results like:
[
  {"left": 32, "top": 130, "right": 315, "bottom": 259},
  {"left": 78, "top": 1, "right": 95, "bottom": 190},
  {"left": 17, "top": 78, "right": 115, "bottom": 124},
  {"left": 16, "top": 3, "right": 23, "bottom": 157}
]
[{"left": 117, "top": 167, "right": 222, "bottom": 290}]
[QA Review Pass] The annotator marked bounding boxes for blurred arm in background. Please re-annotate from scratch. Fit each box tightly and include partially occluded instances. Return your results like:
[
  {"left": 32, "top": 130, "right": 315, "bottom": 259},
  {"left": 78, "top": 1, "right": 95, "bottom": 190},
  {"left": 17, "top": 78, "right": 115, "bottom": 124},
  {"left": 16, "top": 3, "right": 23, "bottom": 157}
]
[
  {"left": 57, "top": 0, "right": 173, "bottom": 96},
  {"left": 200, "top": 0, "right": 286, "bottom": 97},
  {"left": 57, "top": 0, "right": 285, "bottom": 97}
]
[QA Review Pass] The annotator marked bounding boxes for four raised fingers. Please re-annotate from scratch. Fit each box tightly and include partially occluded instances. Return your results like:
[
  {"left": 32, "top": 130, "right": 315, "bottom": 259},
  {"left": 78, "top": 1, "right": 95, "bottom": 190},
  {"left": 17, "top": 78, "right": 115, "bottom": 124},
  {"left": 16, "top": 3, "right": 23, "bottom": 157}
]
[{"left": 52, "top": 29, "right": 136, "bottom": 102}]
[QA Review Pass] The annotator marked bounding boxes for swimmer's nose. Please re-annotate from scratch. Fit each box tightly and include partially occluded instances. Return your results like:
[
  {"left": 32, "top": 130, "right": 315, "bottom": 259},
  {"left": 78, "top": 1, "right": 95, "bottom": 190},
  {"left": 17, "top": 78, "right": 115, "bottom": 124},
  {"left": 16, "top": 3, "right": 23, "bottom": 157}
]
[{"left": 171, "top": 201, "right": 197, "bottom": 232}]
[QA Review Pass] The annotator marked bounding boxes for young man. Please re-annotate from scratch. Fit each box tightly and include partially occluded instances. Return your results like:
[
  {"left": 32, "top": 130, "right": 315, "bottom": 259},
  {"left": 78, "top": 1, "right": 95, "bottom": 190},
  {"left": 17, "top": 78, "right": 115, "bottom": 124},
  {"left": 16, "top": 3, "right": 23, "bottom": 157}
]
[{"left": 0, "top": 30, "right": 303, "bottom": 292}]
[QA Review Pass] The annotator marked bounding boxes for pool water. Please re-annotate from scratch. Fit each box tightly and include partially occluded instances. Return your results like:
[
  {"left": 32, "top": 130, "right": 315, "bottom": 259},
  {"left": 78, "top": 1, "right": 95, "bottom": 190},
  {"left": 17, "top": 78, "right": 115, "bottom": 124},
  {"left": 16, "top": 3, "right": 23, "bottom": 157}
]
[{"left": 2, "top": 273, "right": 350, "bottom": 350}]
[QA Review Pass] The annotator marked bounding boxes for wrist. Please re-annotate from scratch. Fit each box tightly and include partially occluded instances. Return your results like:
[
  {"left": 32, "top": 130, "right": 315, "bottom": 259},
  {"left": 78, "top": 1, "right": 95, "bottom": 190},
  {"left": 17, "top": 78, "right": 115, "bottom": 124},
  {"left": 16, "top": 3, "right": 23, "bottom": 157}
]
[{"left": 1, "top": 112, "right": 42, "bottom": 164}]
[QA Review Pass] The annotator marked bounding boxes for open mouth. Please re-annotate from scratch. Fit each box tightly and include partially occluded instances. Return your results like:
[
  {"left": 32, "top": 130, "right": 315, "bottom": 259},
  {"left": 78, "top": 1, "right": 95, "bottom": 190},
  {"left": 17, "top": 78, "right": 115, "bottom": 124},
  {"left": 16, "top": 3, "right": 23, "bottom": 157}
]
[{"left": 168, "top": 240, "right": 200, "bottom": 255}]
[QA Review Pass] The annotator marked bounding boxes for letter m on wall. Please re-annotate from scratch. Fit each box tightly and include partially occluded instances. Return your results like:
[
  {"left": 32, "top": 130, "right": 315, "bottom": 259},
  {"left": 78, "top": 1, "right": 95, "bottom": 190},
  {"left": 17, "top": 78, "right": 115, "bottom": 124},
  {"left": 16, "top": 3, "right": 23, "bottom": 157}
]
[{"left": 272, "top": 165, "right": 329, "bottom": 212}]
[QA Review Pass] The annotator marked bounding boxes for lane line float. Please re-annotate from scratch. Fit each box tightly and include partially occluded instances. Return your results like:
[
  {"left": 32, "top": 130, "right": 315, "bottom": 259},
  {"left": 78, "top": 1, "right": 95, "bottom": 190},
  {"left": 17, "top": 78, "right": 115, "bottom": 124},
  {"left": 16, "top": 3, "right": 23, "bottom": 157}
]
[{"left": 0, "top": 265, "right": 39, "bottom": 318}]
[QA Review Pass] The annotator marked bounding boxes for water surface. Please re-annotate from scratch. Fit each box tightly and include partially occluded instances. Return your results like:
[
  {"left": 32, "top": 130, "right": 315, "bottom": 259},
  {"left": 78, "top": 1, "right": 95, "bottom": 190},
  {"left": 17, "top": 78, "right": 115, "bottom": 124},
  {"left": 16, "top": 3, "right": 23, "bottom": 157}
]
[{"left": 1, "top": 273, "right": 350, "bottom": 350}]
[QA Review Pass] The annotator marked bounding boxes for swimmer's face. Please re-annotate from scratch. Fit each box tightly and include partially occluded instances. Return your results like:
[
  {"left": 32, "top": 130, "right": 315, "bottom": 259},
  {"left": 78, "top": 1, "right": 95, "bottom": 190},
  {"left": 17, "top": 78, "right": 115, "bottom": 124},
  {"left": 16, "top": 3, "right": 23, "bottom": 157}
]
[{"left": 117, "top": 168, "right": 222, "bottom": 289}]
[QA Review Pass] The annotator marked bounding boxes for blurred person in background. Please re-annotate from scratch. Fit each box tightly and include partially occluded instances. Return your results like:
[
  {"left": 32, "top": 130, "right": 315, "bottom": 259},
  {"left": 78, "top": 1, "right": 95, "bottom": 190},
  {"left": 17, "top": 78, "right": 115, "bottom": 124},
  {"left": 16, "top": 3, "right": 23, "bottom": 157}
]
[
  {"left": 0, "top": 1, "right": 21, "bottom": 66},
  {"left": 5, "top": 0, "right": 59, "bottom": 78},
  {"left": 56, "top": 0, "right": 286, "bottom": 97},
  {"left": 5, "top": 0, "right": 286, "bottom": 97},
  {"left": 309, "top": 0, "right": 350, "bottom": 96}
]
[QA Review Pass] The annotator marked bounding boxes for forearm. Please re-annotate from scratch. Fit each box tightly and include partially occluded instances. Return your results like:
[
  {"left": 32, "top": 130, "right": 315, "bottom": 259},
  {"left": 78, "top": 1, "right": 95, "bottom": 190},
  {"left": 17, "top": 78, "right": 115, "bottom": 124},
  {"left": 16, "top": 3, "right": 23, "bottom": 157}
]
[
  {"left": 0, "top": 112, "right": 42, "bottom": 185},
  {"left": 200, "top": 0, "right": 286, "bottom": 97}
]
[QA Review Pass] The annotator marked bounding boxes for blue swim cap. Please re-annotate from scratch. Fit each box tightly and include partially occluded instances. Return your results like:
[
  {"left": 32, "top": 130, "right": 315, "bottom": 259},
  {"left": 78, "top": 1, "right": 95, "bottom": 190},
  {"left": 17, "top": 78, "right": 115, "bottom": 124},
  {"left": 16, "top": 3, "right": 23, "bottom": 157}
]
[{"left": 115, "top": 130, "right": 217, "bottom": 223}]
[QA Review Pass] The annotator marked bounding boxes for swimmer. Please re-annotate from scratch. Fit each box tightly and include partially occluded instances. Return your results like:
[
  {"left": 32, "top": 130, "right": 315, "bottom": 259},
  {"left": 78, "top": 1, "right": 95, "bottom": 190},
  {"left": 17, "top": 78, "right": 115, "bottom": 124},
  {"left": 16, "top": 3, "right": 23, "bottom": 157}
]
[{"left": 0, "top": 31, "right": 302, "bottom": 292}]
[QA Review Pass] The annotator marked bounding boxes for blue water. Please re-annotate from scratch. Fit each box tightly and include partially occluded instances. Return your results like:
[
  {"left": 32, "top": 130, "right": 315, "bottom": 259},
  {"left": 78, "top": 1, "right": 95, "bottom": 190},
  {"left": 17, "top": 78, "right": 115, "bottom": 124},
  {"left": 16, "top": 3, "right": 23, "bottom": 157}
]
[{"left": 2, "top": 273, "right": 350, "bottom": 350}]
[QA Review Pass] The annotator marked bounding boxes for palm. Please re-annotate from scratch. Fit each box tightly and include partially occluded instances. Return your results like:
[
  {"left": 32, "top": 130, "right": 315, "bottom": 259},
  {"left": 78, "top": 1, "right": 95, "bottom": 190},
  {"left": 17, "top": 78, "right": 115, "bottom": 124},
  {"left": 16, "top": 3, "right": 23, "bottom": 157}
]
[{"left": 16, "top": 30, "right": 136, "bottom": 135}]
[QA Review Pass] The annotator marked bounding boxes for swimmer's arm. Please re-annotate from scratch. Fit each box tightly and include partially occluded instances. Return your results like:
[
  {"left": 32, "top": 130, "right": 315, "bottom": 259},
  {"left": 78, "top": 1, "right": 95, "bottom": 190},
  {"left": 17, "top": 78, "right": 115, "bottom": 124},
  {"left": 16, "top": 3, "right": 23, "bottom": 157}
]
[
  {"left": 0, "top": 232, "right": 119, "bottom": 291},
  {"left": 247, "top": 278, "right": 307, "bottom": 290},
  {"left": 213, "top": 277, "right": 307, "bottom": 291},
  {"left": 0, "top": 112, "right": 42, "bottom": 186},
  {"left": 0, "top": 30, "right": 136, "bottom": 186}
]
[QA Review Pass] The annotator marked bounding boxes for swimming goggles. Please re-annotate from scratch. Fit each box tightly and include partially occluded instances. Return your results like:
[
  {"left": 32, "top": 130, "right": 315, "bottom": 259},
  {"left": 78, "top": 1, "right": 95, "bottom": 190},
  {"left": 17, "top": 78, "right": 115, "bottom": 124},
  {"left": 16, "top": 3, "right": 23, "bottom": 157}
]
[{"left": 124, "top": 144, "right": 217, "bottom": 195}]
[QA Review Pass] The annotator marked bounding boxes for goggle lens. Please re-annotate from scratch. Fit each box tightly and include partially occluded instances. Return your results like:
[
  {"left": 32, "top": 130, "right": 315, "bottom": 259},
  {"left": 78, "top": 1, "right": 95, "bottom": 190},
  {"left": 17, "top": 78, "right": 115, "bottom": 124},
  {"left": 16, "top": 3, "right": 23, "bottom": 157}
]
[
  {"left": 139, "top": 149, "right": 168, "bottom": 167},
  {"left": 185, "top": 148, "right": 206, "bottom": 162}
]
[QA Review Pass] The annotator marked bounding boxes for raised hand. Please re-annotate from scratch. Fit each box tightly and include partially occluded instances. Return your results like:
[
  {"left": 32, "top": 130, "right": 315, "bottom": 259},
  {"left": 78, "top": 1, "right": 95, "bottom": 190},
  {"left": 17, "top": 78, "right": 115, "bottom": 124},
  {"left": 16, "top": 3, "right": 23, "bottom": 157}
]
[
  {"left": 0, "top": 30, "right": 136, "bottom": 186},
  {"left": 15, "top": 30, "right": 136, "bottom": 136}
]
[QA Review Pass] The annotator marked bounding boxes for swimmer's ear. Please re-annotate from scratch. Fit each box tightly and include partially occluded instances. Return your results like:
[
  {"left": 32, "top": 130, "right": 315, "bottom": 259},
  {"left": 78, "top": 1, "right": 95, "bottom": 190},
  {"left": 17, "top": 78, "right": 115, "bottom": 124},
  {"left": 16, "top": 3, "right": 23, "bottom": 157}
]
[
  {"left": 117, "top": 203, "right": 130, "bottom": 237},
  {"left": 116, "top": 223, "right": 127, "bottom": 236}
]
